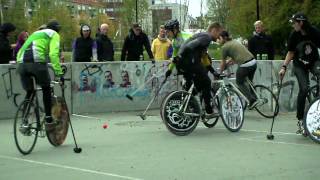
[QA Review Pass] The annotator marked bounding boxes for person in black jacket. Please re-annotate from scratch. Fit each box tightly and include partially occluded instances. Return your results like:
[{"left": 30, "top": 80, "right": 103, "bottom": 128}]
[
  {"left": 0, "top": 23, "right": 16, "bottom": 64},
  {"left": 248, "top": 20, "right": 274, "bottom": 60},
  {"left": 72, "top": 24, "right": 97, "bottom": 62},
  {"left": 96, "top": 23, "right": 114, "bottom": 61},
  {"left": 279, "top": 12, "right": 320, "bottom": 135},
  {"left": 121, "top": 23, "right": 154, "bottom": 61}
]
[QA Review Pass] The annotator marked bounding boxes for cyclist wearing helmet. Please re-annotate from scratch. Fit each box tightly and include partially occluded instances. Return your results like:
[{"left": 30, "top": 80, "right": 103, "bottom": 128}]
[
  {"left": 165, "top": 22, "right": 223, "bottom": 118},
  {"left": 279, "top": 12, "right": 320, "bottom": 135},
  {"left": 17, "top": 20, "right": 63, "bottom": 130}
]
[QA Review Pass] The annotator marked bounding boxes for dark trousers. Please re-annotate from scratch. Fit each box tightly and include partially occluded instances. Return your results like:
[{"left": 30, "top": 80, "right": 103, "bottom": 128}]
[
  {"left": 18, "top": 63, "right": 52, "bottom": 117},
  {"left": 236, "top": 63, "right": 257, "bottom": 104},
  {"left": 182, "top": 63, "right": 213, "bottom": 114},
  {"left": 293, "top": 61, "right": 320, "bottom": 120}
]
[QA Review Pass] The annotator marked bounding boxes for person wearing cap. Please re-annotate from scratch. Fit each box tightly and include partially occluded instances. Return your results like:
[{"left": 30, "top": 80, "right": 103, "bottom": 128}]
[
  {"left": 218, "top": 30, "right": 259, "bottom": 109},
  {"left": 72, "top": 24, "right": 97, "bottom": 62},
  {"left": 0, "top": 22, "right": 16, "bottom": 64},
  {"left": 121, "top": 23, "right": 154, "bottom": 62},
  {"left": 16, "top": 20, "right": 63, "bottom": 131},
  {"left": 279, "top": 12, "right": 320, "bottom": 135},
  {"left": 248, "top": 20, "right": 274, "bottom": 60},
  {"left": 151, "top": 25, "right": 171, "bottom": 61},
  {"left": 96, "top": 23, "right": 114, "bottom": 61}
]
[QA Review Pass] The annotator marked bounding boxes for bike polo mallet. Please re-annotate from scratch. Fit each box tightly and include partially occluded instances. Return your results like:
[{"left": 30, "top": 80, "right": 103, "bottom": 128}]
[
  {"left": 267, "top": 79, "right": 283, "bottom": 140},
  {"left": 125, "top": 69, "right": 162, "bottom": 101},
  {"left": 139, "top": 77, "right": 168, "bottom": 120},
  {"left": 61, "top": 72, "right": 82, "bottom": 153}
]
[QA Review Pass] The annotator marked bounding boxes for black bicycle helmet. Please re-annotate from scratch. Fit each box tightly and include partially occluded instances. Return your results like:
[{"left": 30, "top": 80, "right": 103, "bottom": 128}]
[
  {"left": 164, "top": 19, "right": 179, "bottom": 31},
  {"left": 47, "top": 20, "right": 61, "bottom": 32}
]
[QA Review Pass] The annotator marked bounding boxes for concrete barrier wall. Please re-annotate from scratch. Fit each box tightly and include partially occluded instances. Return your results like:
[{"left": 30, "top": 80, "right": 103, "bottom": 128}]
[{"left": 0, "top": 61, "right": 306, "bottom": 119}]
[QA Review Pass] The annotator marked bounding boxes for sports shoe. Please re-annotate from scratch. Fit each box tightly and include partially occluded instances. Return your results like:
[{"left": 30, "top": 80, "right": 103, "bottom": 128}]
[
  {"left": 312, "top": 129, "right": 320, "bottom": 137},
  {"left": 248, "top": 100, "right": 259, "bottom": 110},
  {"left": 205, "top": 112, "right": 219, "bottom": 119},
  {"left": 296, "top": 120, "right": 307, "bottom": 136},
  {"left": 45, "top": 116, "right": 56, "bottom": 132}
]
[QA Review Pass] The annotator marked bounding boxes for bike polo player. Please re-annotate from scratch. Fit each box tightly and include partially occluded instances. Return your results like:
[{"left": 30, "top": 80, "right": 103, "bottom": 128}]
[
  {"left": 17, "top": 20, "right": 64, "bottom": 131},
  {"left": 218, "top": 30, "right": 259, "bottom": 110},
  {"left": 279, "top": 12, "right": 320, "bottom": 135},
  {"left": 165, "top": 22, "right": 223, "bottom": 118}
]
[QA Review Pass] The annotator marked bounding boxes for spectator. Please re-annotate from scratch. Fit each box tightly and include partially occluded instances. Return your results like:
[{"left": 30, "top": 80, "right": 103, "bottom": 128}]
[
  {"left": 72, "top": 24, "right": 97, "bottom": 62},
  {"left": 151, "top": 25, "right": 171, "bottom": 61},
  {"left": 248, "top": 20, "right": 274, "bottom": 60},
  {"left": 13, "top": 31, "right": 29, "bottom": 61},
  {"left": 0, "top": 23, "right": 16, "bottom": 64},
  {"left": 96, "top": 23, "right": 114, "bottom": 61},
  {"left": 121, "top": 23, "right": 154, "bottom": 61},
  {"left": 279, "top": 12, "right": 320, "bottom": 135}
]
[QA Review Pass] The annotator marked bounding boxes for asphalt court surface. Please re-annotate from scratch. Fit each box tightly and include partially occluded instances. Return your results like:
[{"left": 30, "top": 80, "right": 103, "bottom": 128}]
[{"left": 1, "top": 110, "right": 320, "bottom": 180}]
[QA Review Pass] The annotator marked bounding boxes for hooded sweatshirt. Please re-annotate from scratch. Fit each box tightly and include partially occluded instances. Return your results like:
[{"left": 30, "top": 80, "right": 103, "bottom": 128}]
[{"left": 72, "top": 24, "right": 97, "bottom": 62}]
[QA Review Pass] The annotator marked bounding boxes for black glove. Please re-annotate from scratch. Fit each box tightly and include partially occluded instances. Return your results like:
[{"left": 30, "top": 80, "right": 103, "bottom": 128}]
[
  {"left": 207, "top": 66, "right": 220, "bottom": 78},
  {"left": 165, "top": 70, "right": 172, "bottom": 78},
  {"left": 151, "top": 59, "right": 155, "bottom": 64},
  {"left": 172, "top": 56, "right": 181, "bottom": 64},
  {"left": 55, "top": 75, "right": 64, "bottom": 83}
]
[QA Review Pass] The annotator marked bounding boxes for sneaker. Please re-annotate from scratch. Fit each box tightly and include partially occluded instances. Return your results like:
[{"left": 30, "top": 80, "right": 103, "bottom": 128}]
[
  {"left": 45, "top": 116, "right": 56, "bottom": 132},
  {"left": 248, "top": 100, "right": 259, "bottom": 110},
  {"left": 205, "top": 112, "right": 219, "bottom": 119},
  {"left": 312, "top": 129, "right": 320, "bottom": 137},
  {"left": 296, "top": 120, "right": 307, "bottom": 136}
]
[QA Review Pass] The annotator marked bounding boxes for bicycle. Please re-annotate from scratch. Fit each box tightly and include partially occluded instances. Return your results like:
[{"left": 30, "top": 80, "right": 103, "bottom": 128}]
[
  {"left": 227, "top": 76, "right": 279, "bottom": 118},
  {"left": 13, "top": 66, "right": 81, "bottom": 155},
  {"left": 160, "top": 73, "right": 244, "bottom": 136},
  {"left": 304, "top": 97, "right": 320, "bottom": 143}
]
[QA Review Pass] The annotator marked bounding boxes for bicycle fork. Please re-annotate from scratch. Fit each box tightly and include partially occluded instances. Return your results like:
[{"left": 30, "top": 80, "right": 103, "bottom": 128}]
[{"left": 178, "top": 83, "right": 195, "bottom": 114}]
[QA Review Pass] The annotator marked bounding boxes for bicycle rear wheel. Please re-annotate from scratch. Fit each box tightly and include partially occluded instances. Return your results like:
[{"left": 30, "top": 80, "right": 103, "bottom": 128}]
[
  {"left": 219, "top": 88, "right": 244, "bottom": 132},
  {"left": 46, "top": 97, "right": 69, "bottom": 146},
  {"left": 304, "top": 98, "right": 320, "bottom": 143},
  {"left": 254, "top": 85, "right": 278, "bottom": 118},
  {"left": 161, "top": 91, "right": 200, "bottom": 136},
  {"left": 14, "top": 100, "right": 39, "bottom": 155}
]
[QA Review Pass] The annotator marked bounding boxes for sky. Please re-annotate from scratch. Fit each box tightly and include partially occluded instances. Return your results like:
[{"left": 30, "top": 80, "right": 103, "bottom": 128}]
[{"left": 163, "top": 0, "right": 208, "bottom": 18}]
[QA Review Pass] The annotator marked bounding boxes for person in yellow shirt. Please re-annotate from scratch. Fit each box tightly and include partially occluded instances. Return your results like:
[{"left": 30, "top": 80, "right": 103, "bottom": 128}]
[{"left": 151, "top": 25, "right": 171, "bottom": 61}]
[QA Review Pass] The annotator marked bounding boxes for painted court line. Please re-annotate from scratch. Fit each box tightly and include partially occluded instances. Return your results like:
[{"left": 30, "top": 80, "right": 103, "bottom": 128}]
[
  {"left": 0, "top": 155, "right": 143, "bottom": 180},
  {"left": 72, "top": 114, "right": 100, "bottom": 120},
  {"left": 214, "top": 127, "right": 297, "bottom": 136},
  {"left": 239, "top": 137, "right": 316, "bottom": 147}
]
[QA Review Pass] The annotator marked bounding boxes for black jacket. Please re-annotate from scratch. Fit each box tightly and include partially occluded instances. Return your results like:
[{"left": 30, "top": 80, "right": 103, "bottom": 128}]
[
  {"left": 121, "top": 29, "right": 154, "bottom": 61},
  {"left": 248, "top": 32, "right": 274, "bottom": 60},
  {"left": 0, "top": 32, "right": 12, "bottom": 64},
  {"left": 96, "top": 34, "right": 114, "bottom": 61}
]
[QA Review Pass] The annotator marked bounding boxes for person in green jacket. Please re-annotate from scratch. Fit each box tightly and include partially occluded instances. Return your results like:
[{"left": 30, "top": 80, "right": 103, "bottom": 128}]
[{"left": 17, "top": 20, "right": 63, "bottom": 130}]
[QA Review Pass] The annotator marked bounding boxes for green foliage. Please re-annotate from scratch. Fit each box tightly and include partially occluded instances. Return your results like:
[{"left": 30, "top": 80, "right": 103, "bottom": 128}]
[{"left": 206, "top": 0, "right": 320, "bottom": 58}]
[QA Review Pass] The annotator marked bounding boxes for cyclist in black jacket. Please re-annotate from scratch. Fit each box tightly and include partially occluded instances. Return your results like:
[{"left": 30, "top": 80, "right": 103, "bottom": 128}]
[{"left": 279, "top": 12, "right": 320, "bottom": 135}]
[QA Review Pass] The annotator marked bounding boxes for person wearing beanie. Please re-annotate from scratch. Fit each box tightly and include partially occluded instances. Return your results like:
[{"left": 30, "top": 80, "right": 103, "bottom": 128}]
[
  {"left": 0, "top": 22, "right": 16, "bottom": 63},
  {"left": 72, "top": 24, "right": 97, "bottom": 62},
  {"left": 16, "top": 20, "right": 63, "bottom": 131}
]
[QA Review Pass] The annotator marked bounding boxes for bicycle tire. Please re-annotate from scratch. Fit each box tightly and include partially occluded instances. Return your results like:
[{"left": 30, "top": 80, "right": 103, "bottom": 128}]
[
  {"left": 219, "top": 88, "right": 244, "bottom": 132},
  {"left": 254, "top": 85, "right": 279, "bottom": 118},
  {"left": 304, "top": 97, "right": 320, "bottom": 143},
  {"left": 161, "top": 91, "right": 200, "bottom": 136},
  {"left": 14, "top": 100, "right": 39, "bottom": 155},
  {"left": 46, "top": 97, "right": 69, "bottom": 147},
  {"left": 160, "top": 91, "right": 174, "bottom": 121}
]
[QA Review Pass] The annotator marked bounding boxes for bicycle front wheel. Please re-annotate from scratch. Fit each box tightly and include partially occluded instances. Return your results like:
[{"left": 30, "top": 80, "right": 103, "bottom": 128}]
[
  {"left": 161, "top": 91, "right": 200, "bottom": 136},
  {"left": 254, "top": 85, "right": 278, "bottom": 118},
  {"left": 304, "top": 98, "right": 320, "bottom": 143},
  {"left": 14, "top": 100, "right": 39, "bottom": 155},
  {"left": 219, "top": 88, "right": 244, "bottom": 132},
  {"left": 46, "top": 97, "right": 69, "bottom": 146}
]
